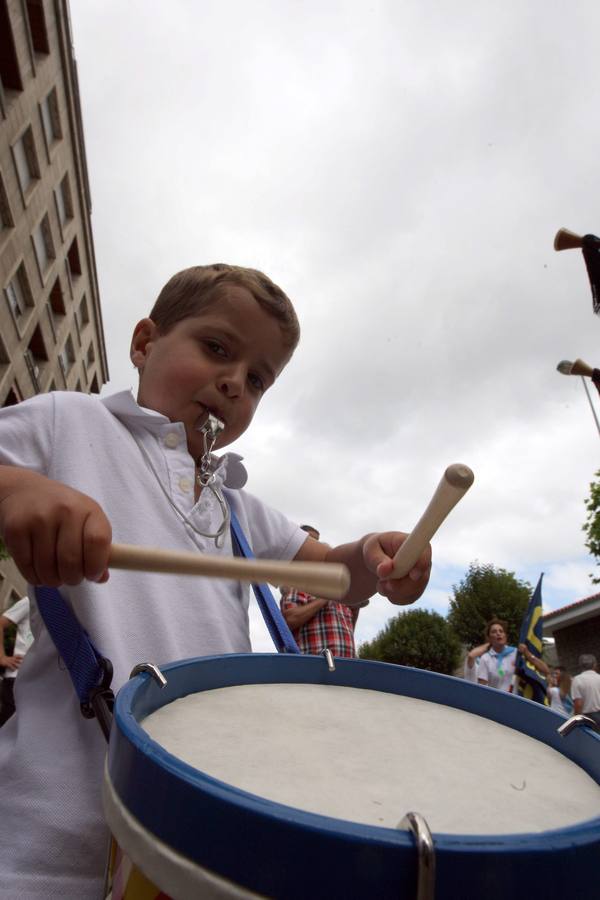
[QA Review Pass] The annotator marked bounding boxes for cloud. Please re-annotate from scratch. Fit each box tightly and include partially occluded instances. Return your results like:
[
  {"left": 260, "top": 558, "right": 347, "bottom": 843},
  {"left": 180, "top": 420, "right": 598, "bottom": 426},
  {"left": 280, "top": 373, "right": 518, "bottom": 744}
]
[{"left": 70, "top": 1, "right": 600, "bottom": 655}]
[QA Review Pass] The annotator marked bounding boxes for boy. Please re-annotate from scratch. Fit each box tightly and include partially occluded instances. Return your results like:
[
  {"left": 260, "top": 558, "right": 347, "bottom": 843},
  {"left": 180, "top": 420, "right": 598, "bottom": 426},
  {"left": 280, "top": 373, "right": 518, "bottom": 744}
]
[{"left": 0, "top": 264, "right": 430, "bottom": 898}]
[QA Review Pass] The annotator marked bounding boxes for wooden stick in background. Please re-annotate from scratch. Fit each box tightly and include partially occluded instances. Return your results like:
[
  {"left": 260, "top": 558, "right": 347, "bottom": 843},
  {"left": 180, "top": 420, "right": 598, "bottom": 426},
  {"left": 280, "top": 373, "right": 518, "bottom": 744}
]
[
  {"left": 109, "top": 543, "right": 351, "bottom": 599},
  {"left": 554, "top": 228, "right": 585, "bottom": 251},
  {"left": 391, "top": 463, "right": 474, "bottom": 578}
]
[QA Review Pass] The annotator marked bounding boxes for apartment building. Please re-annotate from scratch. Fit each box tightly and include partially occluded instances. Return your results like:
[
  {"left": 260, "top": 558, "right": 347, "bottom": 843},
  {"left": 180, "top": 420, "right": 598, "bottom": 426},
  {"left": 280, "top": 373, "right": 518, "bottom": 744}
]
[{"left": 0, "top": 0, "right": 108, "bottom": 609}]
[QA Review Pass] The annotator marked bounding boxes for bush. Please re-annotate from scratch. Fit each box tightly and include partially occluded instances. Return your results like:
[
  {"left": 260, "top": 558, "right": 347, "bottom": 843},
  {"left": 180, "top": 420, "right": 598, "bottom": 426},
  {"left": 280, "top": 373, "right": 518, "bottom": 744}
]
[
  {"left": 358, "top": 608, "right": 461, "bottom": 674},
  {"left": 447, "top": 562, "right": 531, "bottom": 647}
]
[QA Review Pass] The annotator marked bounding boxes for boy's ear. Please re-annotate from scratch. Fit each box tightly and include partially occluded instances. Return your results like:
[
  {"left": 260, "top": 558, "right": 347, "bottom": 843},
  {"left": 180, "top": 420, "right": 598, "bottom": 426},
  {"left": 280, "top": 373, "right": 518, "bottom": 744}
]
[{"left": 130, "top": 318, "right": 157, "bottom": 370}]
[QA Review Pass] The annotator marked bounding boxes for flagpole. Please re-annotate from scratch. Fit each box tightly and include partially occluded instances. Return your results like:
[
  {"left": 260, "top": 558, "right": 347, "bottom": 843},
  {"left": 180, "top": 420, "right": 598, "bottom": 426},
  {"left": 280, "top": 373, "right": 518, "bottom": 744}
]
[{"left": 580, "top": 375, "right": 600, "bottom": 438}]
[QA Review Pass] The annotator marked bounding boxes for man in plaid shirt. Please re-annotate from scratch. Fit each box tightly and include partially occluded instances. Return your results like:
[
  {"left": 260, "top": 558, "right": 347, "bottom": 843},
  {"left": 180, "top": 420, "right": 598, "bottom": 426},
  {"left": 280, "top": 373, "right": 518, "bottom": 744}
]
[{"left": 280, "top": 525, "right": 366, "bottom": 657}]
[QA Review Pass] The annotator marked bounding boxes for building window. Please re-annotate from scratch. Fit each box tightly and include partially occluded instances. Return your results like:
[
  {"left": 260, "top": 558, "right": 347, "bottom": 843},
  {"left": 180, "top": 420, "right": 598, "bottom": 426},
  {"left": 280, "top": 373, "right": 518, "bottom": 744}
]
[
  {"left": 89, "top": 373, "right": 99, "bottom": 394},
  {"left": 49, "top": 276, "right": 66, "bottom": 316},
  {"left": 12, "top": 126, "right": 40, "bottom": 198},
  {"left": 67, "top": 236, "right": 82, "bottom": 278},
  {"left": 0, "top": 333, "right": 8, "bottom": 385},
  {"left": 59, "top": 335, "right": 75, "bottom": 377},
  {"left": 0, "top": 333, "right": 8, "bottom": 365},
  {"left": 29, "top": 324, "right": 48, "bottom": 364},
  {"left": 0, "top": 1, "right": 23, "bottom": 91},
  {"left": 24, "top": 323, "right": 47, "bottom": 392},
  {"left": 47, "top": 277, "right": 65, "bottom": 340},
  {"left": 25, "top": 0, "right": 50, "bottom": 55},
  {"left": 32, "top": 213, "right": 56, "bottom": 277},
  {"left": 55, "top": 174, "right": 74, "bottom": 230},
  {"left": 86, "top": 342, "right": 95, "bottom": 367},
  {"left": 40, "top": 87, "right": 62, "bottom": 151},
  {"left": 0, "top": 171, "right": 14, "bottom": 231},
  {"left": 2, "top": 385, "right": 22, "bottom": 407},
  {"left": 77, "top": 295, "right": 90, "bottom": 331},
  {"left": 5, "top": 264, "right": 32, "bottom": 324}
]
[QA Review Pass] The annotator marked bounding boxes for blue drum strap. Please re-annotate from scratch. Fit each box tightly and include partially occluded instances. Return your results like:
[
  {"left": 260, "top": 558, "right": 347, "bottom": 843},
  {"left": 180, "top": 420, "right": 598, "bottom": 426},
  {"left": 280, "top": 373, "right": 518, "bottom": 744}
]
[
  {"left": 34, "top": 585, "right": 107, "bottom": 703},
  {"left": 229, "top": 510, "right": 300, "bottom": 655}
]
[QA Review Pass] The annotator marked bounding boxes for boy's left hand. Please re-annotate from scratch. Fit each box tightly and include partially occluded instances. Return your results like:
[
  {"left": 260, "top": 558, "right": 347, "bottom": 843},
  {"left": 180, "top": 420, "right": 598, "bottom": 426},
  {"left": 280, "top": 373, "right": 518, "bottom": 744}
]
[{"left": 363, "top": 532, "right": 431, "bottom": 605}]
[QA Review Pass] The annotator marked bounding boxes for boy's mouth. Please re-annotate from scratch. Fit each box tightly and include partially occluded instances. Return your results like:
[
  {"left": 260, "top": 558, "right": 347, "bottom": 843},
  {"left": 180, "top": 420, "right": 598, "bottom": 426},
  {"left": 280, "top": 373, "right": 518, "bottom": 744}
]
[{"left": 195, "top": 404, "right": 226, "bottom": 431}]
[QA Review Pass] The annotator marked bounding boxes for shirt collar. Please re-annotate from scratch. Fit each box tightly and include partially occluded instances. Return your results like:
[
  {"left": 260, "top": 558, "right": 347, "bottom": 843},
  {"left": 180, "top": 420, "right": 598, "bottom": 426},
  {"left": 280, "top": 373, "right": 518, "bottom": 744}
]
[{"left": 101, "top": 389, "right": 248, "bottom": 489}]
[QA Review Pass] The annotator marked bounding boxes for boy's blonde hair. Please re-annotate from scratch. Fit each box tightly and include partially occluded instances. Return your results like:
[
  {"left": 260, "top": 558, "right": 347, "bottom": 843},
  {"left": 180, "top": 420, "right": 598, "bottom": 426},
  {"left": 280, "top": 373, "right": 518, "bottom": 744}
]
[{"left": 149, "top": 264, "right": 300, "bottom": 352}]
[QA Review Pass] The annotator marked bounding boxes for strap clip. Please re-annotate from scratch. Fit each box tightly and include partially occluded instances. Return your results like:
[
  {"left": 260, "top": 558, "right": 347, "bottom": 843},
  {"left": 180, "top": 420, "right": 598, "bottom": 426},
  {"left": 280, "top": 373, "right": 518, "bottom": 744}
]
[{"left": 80, "top": 657, "right": 115, "bottom": 742}]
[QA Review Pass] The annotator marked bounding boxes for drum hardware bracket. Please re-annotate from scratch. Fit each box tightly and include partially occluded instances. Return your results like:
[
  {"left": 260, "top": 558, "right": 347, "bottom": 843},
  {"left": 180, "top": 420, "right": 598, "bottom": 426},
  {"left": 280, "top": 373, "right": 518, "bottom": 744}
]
[
  {"left": 398, "top": 811, "right": 436, "bottom": 900},
  {"left": 321, "top": 647, "right": 336, "bottom": 671},
  {"left": 80, "top": 657, "right": 115, "bottom": 743},
  {"left": 558, "top": 714, "right": 600, "bottom": 737},
  {"left": 130, "top": 662, "right": 168, "bottom": 689}
]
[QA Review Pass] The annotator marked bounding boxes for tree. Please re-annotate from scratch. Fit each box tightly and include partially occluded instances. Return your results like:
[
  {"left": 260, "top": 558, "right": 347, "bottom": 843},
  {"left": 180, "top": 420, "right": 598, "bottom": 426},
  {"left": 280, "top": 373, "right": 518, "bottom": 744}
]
[
  {"left": 358, "top": 608, "right": 461, "bottom": 675},
  {"left": 583, "top": 470, "right": 600, "bottom": 583},
  {"left": 447, "top": 562, "right": 531, "bottom": 648}
]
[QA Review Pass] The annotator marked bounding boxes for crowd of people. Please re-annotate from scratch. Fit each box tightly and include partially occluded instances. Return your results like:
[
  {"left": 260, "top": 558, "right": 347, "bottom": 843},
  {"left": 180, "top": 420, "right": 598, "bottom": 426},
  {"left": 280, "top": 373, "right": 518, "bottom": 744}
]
[{"left": 462, "top": 615, "right": 600, "bottom": 719}]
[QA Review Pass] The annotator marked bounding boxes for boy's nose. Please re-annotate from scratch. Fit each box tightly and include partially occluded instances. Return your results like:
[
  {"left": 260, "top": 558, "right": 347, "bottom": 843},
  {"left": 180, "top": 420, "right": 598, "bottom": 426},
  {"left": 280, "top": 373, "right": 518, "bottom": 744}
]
[{"left": 217, "top": 365, "right": 245, "bottom": 398}]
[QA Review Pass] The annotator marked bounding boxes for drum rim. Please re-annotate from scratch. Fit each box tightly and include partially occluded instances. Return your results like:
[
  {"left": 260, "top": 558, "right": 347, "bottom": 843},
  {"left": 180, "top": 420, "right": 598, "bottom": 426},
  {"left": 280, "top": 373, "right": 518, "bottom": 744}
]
[{"left": 107, "top": 654, "right": 600, "bottom": 895}]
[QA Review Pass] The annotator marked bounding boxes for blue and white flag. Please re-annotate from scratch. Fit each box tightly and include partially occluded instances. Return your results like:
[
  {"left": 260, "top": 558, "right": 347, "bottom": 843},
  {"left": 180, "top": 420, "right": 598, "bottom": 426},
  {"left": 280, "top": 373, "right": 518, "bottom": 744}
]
[{"left": 515, "top": 574, "right": 549, "bottom": 705}]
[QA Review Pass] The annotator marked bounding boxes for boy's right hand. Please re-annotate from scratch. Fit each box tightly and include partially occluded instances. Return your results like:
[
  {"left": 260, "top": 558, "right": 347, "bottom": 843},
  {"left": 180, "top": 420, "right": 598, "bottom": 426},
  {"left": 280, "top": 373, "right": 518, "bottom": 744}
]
[{"left": 0, "top": 468, "right": 112, "bottom": 586}]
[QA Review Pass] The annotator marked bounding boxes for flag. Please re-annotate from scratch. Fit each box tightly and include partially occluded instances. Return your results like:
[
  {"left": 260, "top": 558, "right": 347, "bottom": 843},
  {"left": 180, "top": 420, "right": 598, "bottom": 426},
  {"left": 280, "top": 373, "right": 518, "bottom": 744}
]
[{"left": 515, "top": 574, "right": 549, "bottom": 705}]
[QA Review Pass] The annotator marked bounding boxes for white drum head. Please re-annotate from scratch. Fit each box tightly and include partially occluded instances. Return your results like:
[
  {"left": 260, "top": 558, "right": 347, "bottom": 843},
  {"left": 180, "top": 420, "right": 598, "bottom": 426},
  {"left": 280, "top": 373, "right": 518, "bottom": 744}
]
[{"left": 142, "top": 683, "right": 600, "bottom": 835}]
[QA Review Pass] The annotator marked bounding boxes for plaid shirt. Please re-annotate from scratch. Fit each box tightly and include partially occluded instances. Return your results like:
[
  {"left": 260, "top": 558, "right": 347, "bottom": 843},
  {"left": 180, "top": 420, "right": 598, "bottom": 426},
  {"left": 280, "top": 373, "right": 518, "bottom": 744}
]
[{"left": 280, "top": 588, "right": 357, "bottom": 657}]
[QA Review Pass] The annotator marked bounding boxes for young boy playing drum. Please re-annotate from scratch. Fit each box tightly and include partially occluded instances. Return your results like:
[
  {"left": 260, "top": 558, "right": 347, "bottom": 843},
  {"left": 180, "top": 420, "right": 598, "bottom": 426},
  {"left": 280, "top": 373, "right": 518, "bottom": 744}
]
[{"left": 0, "top": 264, "right": 431, "bottom": 898}]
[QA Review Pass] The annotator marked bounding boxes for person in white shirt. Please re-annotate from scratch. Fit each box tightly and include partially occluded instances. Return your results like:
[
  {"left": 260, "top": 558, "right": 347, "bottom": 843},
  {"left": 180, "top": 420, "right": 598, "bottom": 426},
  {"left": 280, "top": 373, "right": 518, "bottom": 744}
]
[
  {"left": 466, "top": 619, "right": 549, "bottom": 693},
  {"left": 465, "top": 619, "right": 517, "bottom": 692},
  {"left": 546, "top": 667, "right": 573, "bottom": 717},
  {"left": 571, "top": 654, "right": 600, "bottom": 726},
  {"left": 463, "top": 644, "right": 480, "bottom": 684},
  {"left": 0, "top": 596, "right": 33, "bottom": 726}
]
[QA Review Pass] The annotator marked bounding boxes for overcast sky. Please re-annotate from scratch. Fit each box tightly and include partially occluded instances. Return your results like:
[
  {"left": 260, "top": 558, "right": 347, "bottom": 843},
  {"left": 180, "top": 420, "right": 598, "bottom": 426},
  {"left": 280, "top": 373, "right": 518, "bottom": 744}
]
[{"left": 70, "top": 1, "right": 600, "bottom": 650}]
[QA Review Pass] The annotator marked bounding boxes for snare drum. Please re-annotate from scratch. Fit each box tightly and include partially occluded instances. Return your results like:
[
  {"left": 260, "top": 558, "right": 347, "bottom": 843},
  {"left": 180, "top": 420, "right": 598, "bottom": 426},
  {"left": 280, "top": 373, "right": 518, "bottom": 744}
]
[{"left": 103, "top": 654, "right": 600, "bottom": 899}]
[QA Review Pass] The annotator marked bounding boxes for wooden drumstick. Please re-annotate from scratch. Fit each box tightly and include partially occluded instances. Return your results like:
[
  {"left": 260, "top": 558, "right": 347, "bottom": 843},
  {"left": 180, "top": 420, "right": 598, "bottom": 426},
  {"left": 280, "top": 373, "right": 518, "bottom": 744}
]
[
  {"left": 109, "top": 543, "right": 351, "bottom": 599},
  {"left": 390, "top": 464, "right": 474, "bottom": 578}
]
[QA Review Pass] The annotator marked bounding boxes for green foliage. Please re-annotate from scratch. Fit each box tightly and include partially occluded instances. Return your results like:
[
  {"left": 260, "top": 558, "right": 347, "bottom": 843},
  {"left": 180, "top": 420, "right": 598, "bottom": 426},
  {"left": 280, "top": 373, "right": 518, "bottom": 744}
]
[
  {"left": 583, "top": 470, "right": 600, "bottom": 584},
  {"left": 358, "top": 608, "right": 461, "bottom": 675},
  {"left": 447, "top": 562, "right": 531, "bottom": 648}
]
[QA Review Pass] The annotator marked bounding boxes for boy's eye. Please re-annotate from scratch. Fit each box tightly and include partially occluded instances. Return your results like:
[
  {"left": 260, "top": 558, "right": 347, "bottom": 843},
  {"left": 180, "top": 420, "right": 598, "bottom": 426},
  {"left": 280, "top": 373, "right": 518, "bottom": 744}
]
[
  {"left": 206, "top": 340, "right": 226, "bottom": 357},
  {"left": 248, "top": 372, "right": 265, "bottom": 392}
]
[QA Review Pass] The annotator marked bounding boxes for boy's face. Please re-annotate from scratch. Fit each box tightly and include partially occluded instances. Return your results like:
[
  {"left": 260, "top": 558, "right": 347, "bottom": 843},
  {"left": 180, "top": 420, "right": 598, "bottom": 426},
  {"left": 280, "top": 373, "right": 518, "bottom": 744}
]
[{"left": 131, "top": 286, "right": 292, "bottom": 459}]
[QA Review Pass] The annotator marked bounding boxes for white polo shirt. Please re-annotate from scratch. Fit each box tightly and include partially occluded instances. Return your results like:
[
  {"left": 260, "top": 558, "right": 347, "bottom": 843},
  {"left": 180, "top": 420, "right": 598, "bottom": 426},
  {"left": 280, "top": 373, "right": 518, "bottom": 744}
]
[
  {"left": 477, "top": 647, "right": 517, "bottom": 692},
  {"left": 463, "top": 656, "right": 480, "bottom": 684},
  {"left": 571, "top": 669, "right": 600, "bottom": 713},
  {"left": 0, "top": 390, "right": 306, "bottom": 899}
]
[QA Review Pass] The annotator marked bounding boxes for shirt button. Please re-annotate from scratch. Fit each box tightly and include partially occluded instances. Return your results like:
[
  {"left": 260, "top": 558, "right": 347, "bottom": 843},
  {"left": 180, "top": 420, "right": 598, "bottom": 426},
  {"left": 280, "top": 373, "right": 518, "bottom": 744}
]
[
  {"left": 165, "top": 432, "right": 180, "bottom": 449},
  {"left": 179, "top": 477, "right": 192, "bottom": 493}
]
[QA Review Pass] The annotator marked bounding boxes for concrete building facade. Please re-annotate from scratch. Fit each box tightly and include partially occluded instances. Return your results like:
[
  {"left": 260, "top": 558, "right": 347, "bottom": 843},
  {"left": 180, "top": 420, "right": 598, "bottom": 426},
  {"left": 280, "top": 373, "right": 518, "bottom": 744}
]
[
  {"left": 543, "top": 593, "right": 600, "bottom": 673},
  {"left": 0, "top": 0, "right": 108, "bottom": 609}
]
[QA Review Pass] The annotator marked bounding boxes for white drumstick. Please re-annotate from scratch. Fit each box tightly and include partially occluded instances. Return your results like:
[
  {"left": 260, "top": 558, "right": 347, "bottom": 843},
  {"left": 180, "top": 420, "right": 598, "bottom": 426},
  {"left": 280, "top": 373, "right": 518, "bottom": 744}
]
[
  {"left": 109, "top": 544, "right": 351, "bottom": 599},
  {"left": 391, "top": 464, "right": 474, "bottom": 578}
]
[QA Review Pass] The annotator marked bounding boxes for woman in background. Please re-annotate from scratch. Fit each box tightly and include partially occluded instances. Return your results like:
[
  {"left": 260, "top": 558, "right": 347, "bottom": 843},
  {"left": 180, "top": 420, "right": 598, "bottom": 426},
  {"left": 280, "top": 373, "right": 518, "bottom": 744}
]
[{"left": 547, "top": 667, "right": 573, "bottom": 716}]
